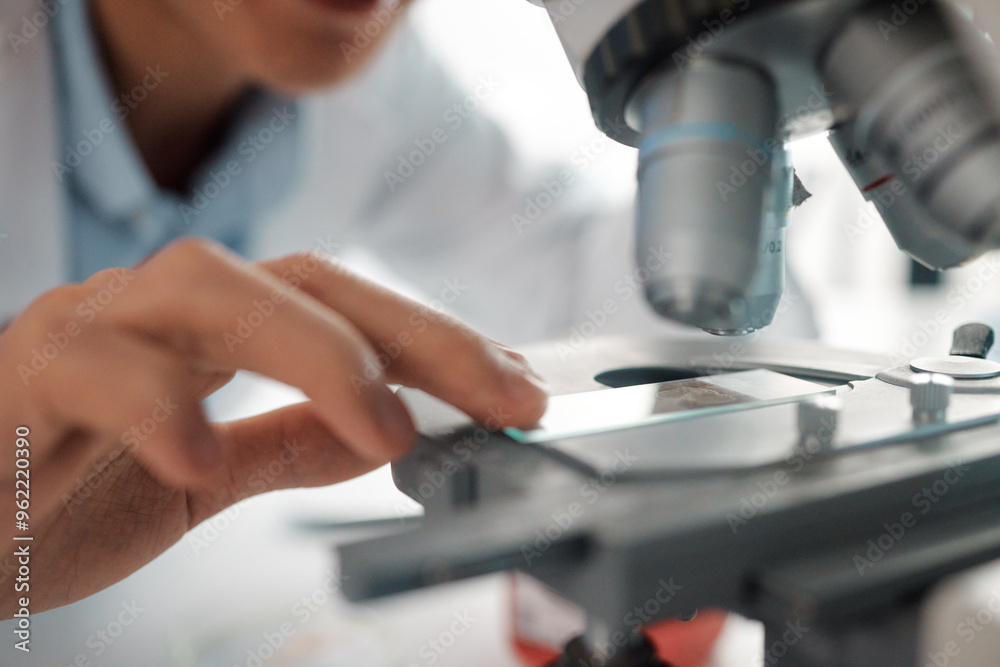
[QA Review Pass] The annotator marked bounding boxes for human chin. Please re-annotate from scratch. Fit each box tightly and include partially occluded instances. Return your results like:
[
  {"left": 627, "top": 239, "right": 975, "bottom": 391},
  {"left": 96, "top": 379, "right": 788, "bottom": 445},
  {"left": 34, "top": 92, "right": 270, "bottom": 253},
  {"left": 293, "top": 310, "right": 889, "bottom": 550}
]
[{"left": 248, "top": 35, "right": 388, "bottom": 94}]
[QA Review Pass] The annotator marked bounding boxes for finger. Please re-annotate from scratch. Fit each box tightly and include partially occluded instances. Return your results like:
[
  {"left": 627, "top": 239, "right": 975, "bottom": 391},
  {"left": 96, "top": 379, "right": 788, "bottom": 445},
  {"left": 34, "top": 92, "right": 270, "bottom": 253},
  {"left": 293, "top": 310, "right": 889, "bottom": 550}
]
[
  {"left": 29, "top": 327, "right": 223, "bottom": 487},
  {"left": 0, "top": 285, "right": 96, "bottom": 459},
  {"left": 186, "top": 402, "right": 382, "bottom": 525},
  {"left": 489, "top": 339, "right": 546, "bottom": 381},
  {"left": 259, "top": 254, "right": 548, "bottom": 430},
  {"left": 103, "top": 239, "right": 415, "bottom": 463},
  {"left": 2, "top": 285, "right": 217, "bottom": 493},
  {"left": 195, "top": 369, "right": 238, "bottom": 400},
  {"left": 79, "top": 269, "right": 236, "bottom": 400}
]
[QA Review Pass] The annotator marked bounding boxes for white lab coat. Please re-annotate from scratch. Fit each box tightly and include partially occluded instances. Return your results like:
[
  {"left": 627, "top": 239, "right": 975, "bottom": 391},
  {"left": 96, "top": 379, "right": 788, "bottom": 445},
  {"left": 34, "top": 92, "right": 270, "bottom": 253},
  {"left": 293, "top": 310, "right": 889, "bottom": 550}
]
[
  {"left": 0, "top": 0, "right": 815, "bottom": 345},
  {"left": 0, "top": 0, "right": 64, "bottom": 324}
]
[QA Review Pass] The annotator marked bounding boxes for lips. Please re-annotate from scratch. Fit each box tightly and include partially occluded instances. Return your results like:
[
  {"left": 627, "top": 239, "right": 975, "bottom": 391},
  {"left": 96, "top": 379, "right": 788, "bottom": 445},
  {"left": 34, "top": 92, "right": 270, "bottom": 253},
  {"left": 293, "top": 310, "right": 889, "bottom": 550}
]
[{"left": 309, "top": 0, "right": 382, "bottom": 14}]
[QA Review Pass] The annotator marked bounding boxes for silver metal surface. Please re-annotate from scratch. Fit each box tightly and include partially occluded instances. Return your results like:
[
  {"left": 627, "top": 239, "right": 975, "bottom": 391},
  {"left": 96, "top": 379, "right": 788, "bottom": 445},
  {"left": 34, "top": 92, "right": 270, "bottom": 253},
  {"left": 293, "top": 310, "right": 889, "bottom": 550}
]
[
  {"left": 911, "top": 355, "right": 1000, "bottom": 379},
  {"left": 880, "top": 364, "right": 1000, "bottom": 394},
  {"left": 830, "top": 121, "right": 981, "bottom": 270},
  {"left": 910, "top": 373, "right": 955, "bottom": 425},
  {"left": 823, "top": 0, "right": 1000, "bottom": 254},
  {"left": 528, "top": 0, "right": 1000, "bottom": 333},
  {"left": 797, "top": 395, "right": 842, "bottom": 455},
  {"left": 341, "top": 335, "right": 1000, "bottom": 665},
  {"left": 629, "top": 61, "right": 782, "bottom": 335},
  {"left": 527, "top": 375, "right": 999, "bottom": 476}
]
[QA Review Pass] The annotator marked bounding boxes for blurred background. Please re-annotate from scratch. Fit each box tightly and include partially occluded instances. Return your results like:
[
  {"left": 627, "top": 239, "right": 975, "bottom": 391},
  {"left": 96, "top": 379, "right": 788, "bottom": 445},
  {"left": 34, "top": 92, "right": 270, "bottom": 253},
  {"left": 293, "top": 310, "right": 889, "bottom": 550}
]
[
  {"left": 410, "top": 0, "right": 1000, "bottom": 362},
  {"left": 5, "top": 1, "right": 1000, "bottom": 666}
]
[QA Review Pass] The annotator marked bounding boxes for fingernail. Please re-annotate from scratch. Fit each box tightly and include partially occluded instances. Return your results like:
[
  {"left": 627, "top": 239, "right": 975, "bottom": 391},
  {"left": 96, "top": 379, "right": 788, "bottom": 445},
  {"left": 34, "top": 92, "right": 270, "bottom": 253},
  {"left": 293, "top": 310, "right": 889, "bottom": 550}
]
[
  {"left": 372, "top": 385, "right": 416, "bottom": 448},
  {"left": 499, "top": 350, "right": 545, "bottom": 385},
  {"left": 523, "top": 364, "right": 546, "bottom": 384},
  {"left": 503, "top": 365, "right": 549, "bottom": 403}
]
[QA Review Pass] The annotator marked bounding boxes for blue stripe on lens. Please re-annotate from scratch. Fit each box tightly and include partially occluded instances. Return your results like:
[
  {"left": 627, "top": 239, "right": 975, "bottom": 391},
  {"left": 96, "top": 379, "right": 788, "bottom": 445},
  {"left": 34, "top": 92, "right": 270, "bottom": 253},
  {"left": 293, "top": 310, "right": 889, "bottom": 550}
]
[{"left": 639, "top": 122, "right": 767, "bottom": 161}]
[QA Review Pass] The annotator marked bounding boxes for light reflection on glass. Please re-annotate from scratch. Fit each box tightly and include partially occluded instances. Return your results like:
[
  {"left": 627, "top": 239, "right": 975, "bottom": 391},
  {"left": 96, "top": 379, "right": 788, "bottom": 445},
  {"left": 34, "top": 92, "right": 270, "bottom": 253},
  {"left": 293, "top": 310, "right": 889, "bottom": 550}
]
[{"left": 507, "top": 369, "right": 834, "bottom": 444}]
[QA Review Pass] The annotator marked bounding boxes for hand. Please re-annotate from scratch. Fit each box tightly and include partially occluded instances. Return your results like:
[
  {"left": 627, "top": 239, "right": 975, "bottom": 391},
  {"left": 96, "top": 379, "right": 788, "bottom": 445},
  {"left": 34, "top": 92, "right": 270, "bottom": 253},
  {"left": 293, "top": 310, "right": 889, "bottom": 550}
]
[{"left": 0, "top": 239, "right": 547, "bottom": 616}]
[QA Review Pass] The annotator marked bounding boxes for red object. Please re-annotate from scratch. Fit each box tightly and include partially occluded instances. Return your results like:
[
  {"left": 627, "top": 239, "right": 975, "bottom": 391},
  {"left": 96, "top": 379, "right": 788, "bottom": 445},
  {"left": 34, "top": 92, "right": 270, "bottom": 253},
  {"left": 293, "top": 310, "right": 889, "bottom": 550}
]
[
  {"left": 513, "top": 614, "right": 727, "bottom": 667},
  {"left": 509, "top": 576, "right": 727, "bottom": 667}
]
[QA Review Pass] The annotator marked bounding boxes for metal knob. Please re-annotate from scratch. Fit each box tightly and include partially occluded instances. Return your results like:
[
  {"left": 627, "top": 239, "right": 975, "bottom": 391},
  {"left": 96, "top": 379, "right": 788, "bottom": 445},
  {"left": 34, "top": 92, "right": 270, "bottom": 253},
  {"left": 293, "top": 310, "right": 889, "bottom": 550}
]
[
  {"left": 950, "top": 323, "right": 995, "bottom": 359},
  {"left": 797, "top": 395, "right": 842, "bottom": 454},
  {"left": 910, "top": 373, "right": 954, "bottom": 425},
  {"left": 910, "top": 323, "right": 1000, "bottom": 379}
]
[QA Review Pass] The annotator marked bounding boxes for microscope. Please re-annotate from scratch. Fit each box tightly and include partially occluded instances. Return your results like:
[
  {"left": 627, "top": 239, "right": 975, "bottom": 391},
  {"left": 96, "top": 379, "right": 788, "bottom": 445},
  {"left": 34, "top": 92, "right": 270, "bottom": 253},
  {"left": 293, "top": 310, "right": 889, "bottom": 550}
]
[
  {"left": 530, "top": 0, "right": 1000, "bottom": 335},
  {"left": 339, "top": 2, "right": 1000, "bottom": 666}
]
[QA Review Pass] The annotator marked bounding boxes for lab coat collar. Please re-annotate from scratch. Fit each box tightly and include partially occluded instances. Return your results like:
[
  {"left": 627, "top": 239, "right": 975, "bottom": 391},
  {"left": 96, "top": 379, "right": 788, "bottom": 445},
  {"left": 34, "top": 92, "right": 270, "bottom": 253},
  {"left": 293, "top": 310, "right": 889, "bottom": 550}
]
[
  {"left": 49, "top": 0, "right": 155, "bottom": 226},
  {"left": 0, "top": 0, "right": 68, "bottom": 323}
]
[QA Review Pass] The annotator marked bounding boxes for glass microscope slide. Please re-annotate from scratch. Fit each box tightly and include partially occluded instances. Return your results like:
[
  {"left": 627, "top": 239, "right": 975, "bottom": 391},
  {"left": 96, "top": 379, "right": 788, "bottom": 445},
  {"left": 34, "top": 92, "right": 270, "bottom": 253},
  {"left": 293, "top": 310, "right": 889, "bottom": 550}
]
[{"left": 505, "top": 369, "right": 834, "bottom": 444}]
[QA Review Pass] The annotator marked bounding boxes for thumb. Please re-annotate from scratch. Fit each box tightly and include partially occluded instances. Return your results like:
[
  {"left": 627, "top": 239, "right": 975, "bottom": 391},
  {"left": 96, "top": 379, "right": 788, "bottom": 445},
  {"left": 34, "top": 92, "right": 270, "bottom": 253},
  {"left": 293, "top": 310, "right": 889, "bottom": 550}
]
[{"left": 186, "top": 402, "right": 386, "bottom": 528}]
